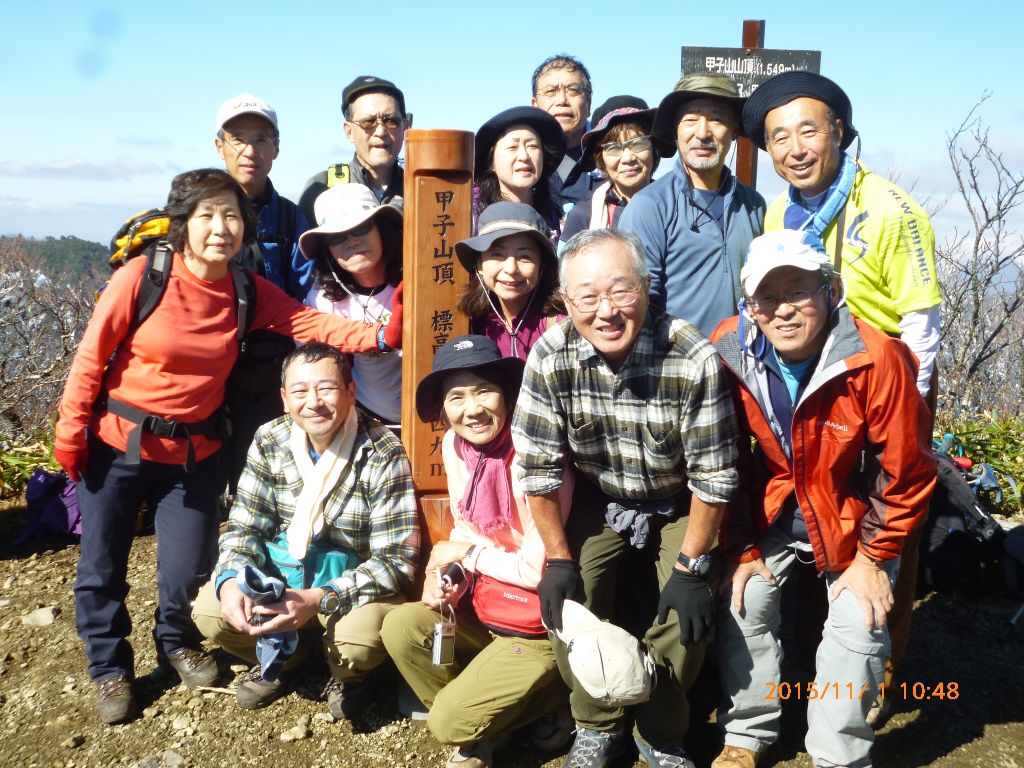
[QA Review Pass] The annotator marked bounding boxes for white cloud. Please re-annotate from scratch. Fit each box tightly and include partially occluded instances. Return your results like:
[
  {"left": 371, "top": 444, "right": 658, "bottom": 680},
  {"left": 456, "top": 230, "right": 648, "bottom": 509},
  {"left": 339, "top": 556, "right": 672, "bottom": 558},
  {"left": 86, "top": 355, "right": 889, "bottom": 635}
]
[{"left": 0, "top": 156, "right": 168, "bottom": 181}]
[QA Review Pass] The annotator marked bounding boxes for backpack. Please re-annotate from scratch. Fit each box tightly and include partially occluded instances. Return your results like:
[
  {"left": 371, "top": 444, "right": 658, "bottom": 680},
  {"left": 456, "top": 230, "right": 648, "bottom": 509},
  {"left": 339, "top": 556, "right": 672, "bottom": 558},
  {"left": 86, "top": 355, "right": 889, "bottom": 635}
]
[
  {"left": 15, "top": 468, "right": 82, "bottom": 543},
  {"left": 236, "top": 196, "right": 299, "bottom": 288},
  {"left": 918, "top": 444, "right": 1008, "bottom": 595}
]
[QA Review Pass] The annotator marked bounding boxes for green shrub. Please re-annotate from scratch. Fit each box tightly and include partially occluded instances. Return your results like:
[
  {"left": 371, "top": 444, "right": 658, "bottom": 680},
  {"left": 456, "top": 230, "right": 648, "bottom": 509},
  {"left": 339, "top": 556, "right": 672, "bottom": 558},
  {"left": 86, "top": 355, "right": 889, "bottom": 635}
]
[{"left": 0, "top": 437, "right": 59, "bottom": 499}]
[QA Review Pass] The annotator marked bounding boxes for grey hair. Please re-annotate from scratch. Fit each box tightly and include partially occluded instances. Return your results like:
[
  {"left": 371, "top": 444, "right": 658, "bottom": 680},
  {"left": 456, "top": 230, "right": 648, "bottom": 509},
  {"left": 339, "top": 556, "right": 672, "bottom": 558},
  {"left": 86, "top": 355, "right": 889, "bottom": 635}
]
[{"left": 559, "top": 228, "right": 649, "bottom": 289}]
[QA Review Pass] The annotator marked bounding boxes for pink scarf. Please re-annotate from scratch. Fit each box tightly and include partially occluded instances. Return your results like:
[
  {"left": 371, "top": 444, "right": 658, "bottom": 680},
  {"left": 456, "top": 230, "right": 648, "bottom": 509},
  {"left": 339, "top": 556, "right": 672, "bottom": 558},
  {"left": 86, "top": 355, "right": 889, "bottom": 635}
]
[{"left": 454, "top": 424, "right": 514, "bottom": 536}]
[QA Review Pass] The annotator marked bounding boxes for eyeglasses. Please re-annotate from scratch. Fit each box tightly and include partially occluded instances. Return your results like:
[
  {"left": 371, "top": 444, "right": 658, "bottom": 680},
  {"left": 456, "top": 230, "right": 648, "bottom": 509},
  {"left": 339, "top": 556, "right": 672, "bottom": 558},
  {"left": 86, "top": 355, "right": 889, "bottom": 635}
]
[
  {"left": 324, "top": 219, "right": 375, "bottom": 246},
  {"left": 748, "top": 283, "right": 828, "bottom": 314},
  {"left": 347, "top": 114, "right": 404, "bottom": 133},
  {"left": 565, "top": 285, "right": 642, "bottom": 314},
  {"left": 536, "top": 83, "right": 589, "bottom": 100},
  {"left": 600, "top": 135, "right": 653, "bottom": 159},
  {"left": 221, "top": 131, "right": 277, "bottom": 151}
]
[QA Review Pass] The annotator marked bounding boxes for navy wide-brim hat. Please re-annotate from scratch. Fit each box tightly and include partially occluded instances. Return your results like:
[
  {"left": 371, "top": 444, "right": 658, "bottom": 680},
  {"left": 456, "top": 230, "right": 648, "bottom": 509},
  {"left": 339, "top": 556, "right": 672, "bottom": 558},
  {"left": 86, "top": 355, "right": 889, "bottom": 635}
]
[
  {"left": 415, "top": 335, "right": 526, "bottom": 423},
  {"left": 742, "top": 70, "right": 858, "bottom": 151},
  {"left": 474, "top": 106, "right": 566, "bottom": 180}
]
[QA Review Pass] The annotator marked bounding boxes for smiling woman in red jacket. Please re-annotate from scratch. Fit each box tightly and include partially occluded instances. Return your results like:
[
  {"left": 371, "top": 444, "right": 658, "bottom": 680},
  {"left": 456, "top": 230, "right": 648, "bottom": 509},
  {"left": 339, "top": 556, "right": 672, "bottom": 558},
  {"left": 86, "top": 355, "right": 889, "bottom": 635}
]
[
  {"left": 708, "top": 230, "right": 935, "bottom": 768},
  {"left": 53, "top": 168, "right": 402, "bottom": 726}
]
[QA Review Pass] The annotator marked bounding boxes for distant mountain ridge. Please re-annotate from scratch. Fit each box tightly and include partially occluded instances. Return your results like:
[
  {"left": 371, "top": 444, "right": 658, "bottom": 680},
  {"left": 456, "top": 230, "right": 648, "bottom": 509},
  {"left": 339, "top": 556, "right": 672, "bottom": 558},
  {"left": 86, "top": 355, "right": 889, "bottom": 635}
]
[{"left": 0, "top": 235, "right": 108, "bottom": 282}]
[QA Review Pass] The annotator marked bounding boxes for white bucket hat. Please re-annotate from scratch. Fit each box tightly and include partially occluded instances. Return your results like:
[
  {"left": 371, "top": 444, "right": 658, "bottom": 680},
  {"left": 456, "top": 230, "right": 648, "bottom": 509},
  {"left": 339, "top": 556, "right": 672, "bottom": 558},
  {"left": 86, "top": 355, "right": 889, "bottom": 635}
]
[
  {"left": 554, "top": 600, "right": 655, "bottom": 707},
  {"left": 740, "top": 230, "right": 832, "bottom": 297},
  {"left": 298, "top": 184, "right": 402, "bottom": 262}
]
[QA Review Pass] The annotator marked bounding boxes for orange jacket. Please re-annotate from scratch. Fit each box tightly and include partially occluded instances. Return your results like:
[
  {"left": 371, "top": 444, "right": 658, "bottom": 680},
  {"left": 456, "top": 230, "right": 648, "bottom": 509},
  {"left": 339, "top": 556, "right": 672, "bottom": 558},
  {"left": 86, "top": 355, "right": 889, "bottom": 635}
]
[
  {"left": 711, "top": 308, "right": 936, "bottom": 572},
  {"left": 55, "top": 252, "right": 380, "bottom": 465}
]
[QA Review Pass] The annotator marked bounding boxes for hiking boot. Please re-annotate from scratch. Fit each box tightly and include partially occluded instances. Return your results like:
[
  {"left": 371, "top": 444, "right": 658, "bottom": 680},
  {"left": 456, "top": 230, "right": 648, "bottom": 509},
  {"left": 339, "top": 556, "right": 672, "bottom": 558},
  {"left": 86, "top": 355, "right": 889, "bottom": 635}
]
[
  {"left": 323, "top": 675, "right": 373, "bottom": 720},
  {"left": 446, "top": 740, "right": 495, "bottom": 768},
  {"left": 162, "top": 646, "right": 218, "bottom": 688},
  {"left": 635, "top": 738, "right": 696, "bottom": 768},
  {"left": 710, "top": 745, "right": 759, "bottom": 768},
  {"left": 562, "top": 727, "right": 624, "bottom": 768},
  {"left": 527, "top": 706, "right": 574, "bottom": 751},
  {"left": 95, "top": 674, "right": 136, "bottom": 725},
  {"left": 235, "top": 665, "right": 291, "bottom": 710}
]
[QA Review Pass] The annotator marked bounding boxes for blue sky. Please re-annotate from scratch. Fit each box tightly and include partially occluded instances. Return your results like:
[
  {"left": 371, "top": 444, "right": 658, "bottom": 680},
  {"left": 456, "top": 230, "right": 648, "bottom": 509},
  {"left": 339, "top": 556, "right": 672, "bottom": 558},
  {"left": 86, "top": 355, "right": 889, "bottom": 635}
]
[{"left": 2, "top": 1, "right": 1022, "bottom": 244}]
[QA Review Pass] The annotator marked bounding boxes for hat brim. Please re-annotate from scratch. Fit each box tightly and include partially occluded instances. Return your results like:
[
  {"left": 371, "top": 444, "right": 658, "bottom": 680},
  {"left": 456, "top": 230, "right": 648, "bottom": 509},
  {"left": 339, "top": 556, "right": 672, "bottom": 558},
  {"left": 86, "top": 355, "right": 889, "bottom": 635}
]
[
  {"left": 474, "top": 107, "right": 567, "bottom": 181},
  {"left": 454, "top": 224, "right": 557, "bottom": 274},
  {"left": 741, "top": 255, "right": 829, "bottom": 297},
  {"left": 741, "top": 71, "right": 857, "bottom": 151},
  {"left": 415, "top": 356, "right": 526, "bottom": 423},
  {"left": 298, "top": 205, "right": 402, "bottom": 261},
  {"left": 651, "top": 90, "right": 746, "bottom": 158},
  {"left": 576, "top": 108, "right": 657, "bottom": 173}
]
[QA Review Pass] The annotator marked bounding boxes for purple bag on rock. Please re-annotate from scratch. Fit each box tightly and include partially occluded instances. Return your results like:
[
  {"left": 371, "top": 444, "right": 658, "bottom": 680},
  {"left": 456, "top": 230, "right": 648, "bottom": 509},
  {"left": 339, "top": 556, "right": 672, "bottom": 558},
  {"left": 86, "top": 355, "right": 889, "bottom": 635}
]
[{"left": 16, "top": 468, "right": 81, "bottom": 543}]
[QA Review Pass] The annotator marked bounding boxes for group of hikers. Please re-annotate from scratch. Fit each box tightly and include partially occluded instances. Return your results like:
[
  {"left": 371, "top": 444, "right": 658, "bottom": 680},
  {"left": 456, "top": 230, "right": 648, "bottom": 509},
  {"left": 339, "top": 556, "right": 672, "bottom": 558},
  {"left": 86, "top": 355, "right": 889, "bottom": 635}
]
[{"left": 53, "top": 54, "right": 942, "bottom": 768}]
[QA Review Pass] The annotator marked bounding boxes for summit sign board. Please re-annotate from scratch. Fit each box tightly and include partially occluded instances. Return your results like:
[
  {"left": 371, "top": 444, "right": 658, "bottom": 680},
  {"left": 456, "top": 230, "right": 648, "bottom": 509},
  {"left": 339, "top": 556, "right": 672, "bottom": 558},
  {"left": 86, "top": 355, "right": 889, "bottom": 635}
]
[{"left": 681, "top": 47, "right": 821, "bottom": 97}]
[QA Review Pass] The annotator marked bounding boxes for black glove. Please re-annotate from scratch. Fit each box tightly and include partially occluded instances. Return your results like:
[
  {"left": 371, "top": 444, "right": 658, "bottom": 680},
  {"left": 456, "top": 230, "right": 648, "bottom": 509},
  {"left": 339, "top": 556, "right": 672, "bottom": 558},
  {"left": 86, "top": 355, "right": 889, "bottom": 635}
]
[
  {"left": 657, "top": 568, "right": 714, "bottom": 646},
  {"left": 538, "top": 558, "right": 580, "bottom": 632}
]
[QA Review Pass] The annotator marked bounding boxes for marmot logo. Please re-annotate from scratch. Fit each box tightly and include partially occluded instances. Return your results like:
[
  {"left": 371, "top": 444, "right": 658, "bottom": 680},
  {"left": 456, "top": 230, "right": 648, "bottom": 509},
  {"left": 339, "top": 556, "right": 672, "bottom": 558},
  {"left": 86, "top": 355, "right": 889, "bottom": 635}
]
[{"left": 503, "top": 591, "right": 528, "bottom": 603}]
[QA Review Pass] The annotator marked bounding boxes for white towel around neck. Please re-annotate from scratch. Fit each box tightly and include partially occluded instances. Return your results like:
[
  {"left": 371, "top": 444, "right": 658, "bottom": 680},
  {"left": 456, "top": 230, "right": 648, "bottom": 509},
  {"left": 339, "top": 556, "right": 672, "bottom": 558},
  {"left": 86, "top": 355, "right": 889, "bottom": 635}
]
[{"left": 286, "top": 404, "right": 358, "bottom": 560}]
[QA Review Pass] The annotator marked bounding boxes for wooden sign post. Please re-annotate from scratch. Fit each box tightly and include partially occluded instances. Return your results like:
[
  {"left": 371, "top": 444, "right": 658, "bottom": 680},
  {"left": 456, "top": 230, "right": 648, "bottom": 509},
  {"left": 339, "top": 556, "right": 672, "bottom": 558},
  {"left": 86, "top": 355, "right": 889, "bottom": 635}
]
[
  {"left": 400, "top": 129, "right": 474, "bottom": 545},
  {"left": 681, "top": 20, "right": 821, "bottom": 189}
]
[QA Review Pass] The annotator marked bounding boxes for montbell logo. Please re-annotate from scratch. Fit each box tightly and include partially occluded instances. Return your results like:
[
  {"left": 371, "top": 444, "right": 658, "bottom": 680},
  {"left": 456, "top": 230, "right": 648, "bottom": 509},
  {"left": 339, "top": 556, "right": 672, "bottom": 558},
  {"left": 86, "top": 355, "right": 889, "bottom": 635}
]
[
  {"left": 503, "top": 591, "right": 528, "bottom": 603},
  {"left": 822, "top": 419, "right": 849, "bottom": 432}
]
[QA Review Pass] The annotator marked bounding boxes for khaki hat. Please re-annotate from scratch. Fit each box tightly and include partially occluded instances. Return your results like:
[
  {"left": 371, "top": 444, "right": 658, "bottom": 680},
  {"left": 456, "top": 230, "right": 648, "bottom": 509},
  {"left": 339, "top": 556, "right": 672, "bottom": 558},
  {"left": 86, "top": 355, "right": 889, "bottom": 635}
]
[
  {"left": 651, "top": 73, "right": 745, "bottom": 156},
  {"left": 553, "top": 600, "right": 655, "bottom": 707}
]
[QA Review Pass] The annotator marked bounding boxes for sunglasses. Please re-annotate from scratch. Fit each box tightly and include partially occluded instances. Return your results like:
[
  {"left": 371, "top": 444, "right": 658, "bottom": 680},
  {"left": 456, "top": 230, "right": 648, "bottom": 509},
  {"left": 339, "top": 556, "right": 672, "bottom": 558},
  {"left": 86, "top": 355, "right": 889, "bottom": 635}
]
[{"left": 323, "top": 219, "right": 375, "bottom": 246}]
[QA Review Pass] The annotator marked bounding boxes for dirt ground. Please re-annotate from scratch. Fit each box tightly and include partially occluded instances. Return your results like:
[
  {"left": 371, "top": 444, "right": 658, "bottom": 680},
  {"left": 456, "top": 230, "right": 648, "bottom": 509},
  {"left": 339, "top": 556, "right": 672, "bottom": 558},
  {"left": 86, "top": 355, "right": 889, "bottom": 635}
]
[{"left": 2, "top": 501, "right": 1022, "bottom": 768}]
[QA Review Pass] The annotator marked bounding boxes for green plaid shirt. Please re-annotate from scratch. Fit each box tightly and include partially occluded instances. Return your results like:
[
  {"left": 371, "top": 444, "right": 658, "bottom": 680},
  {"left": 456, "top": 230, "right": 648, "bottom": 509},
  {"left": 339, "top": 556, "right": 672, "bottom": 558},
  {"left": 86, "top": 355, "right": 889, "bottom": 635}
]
[
  {"left": 512, "top": 312, "right": 739, "bottom": 504},
  {"left": 214, "top": 414, "right": 419, "bottom": 614}
]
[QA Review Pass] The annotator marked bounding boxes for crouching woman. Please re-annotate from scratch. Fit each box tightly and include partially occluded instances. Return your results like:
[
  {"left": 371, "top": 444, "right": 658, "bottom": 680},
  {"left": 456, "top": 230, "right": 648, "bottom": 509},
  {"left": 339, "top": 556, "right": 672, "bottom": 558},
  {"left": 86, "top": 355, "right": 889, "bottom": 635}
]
[{"left": 381, "top": 335, "right": 571, "bottom": 768}]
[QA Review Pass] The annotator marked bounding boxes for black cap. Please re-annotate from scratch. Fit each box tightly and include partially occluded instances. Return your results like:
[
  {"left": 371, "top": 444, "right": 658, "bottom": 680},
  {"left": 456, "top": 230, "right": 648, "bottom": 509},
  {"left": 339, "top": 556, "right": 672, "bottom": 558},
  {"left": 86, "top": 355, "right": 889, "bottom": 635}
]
[
  {"left": 414, "top": 335, "right": 526, "bottom": 423},
  {"left": 742, "top": 71, "right": 857, "bottom": 151},
  {"left": 341, "top": 75, "right": 406, "bottom": 117},
  {"left": 474, "top": 106, "right": 566, "bottom": 180}
]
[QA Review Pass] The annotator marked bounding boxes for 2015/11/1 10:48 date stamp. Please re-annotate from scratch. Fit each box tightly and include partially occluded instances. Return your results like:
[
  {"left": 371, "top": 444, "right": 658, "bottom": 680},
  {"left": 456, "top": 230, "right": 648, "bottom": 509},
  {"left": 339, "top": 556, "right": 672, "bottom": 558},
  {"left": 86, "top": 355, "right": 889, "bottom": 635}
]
[{"left": 765, "top": 681, "right": 960, "bottom": 701}]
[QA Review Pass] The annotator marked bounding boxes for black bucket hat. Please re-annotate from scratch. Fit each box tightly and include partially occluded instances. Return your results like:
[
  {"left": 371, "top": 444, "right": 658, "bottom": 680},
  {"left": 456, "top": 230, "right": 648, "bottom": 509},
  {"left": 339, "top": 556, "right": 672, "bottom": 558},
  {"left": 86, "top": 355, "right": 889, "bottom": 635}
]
[
  {"left": 651, "top": 73, "right": 745, "bottom": 157},
  {"left": 474, "top": 106, "right": 566, "bottom": 180},
  {"left": 742, "top": 70, "right": 858, "bottom": 151},
  {"left": 576, "top": 103, "right": 656, "bottom": 173},
  {"left": 415, "top": 335, "right": 526, "bottom": 423},
  {"left": 454, "top": 201, "right": 557, "bottom": 274}
]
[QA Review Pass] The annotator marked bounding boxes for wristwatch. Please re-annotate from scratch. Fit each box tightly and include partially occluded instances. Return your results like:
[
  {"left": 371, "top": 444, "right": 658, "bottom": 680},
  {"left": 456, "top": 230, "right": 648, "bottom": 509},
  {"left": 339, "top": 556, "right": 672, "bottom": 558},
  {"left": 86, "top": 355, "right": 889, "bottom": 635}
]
[
  {"left": 676, "top": 552, "right": 712, "bottom": 579},
  {"left": 318, "top": 583, "right": 342, "bottom": 616}
]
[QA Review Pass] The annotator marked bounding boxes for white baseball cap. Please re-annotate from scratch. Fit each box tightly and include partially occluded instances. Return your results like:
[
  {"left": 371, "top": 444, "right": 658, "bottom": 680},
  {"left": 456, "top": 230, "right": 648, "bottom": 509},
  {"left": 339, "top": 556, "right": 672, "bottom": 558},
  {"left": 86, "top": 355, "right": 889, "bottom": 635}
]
[
  {"left": 740, "top": 230, "right": 832, "bottom": 297},
  {"left": 215, "top": 93, "right": 278, "bottom": 132},
  {"left": 553, "top": 600, "right": 655, "bottom": 707}
]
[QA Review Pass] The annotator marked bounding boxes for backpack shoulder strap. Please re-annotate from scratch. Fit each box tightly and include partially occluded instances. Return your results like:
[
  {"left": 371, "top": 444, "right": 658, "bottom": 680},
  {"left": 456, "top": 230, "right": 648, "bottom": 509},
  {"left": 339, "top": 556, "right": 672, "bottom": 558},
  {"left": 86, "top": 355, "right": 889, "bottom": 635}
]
[
  {"left": 327, "top": 163, "right": 351, "bottom": 187},
  {"left": 133, "top": 241, "right": 173, "bottom": 332},
  {"left": 275, "top": 197, "right": 299, "bottom": 282},
  {"left": 229, "top": 261, "right": 258, "bottom": 351}
]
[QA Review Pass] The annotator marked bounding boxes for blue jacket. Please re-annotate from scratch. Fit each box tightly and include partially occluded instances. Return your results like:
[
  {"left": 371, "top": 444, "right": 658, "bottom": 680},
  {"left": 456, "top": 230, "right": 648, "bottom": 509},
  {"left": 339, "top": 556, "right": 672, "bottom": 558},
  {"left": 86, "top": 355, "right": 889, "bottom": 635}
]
[
  {"left": 254, "top": 179, "right": 313, "bottom": 301},
  {"left": 619, "top": 161, "right": 764, "bottom": 337}
]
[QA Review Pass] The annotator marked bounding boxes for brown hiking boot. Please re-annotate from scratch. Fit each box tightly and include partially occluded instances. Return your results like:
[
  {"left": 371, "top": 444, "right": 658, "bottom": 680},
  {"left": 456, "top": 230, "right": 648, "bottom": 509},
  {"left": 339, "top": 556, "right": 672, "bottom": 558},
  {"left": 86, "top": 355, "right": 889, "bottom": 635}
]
[
  {"left": 235, "top": 665, "right": 291, "bottom": 710},
  {"left": 711, "top": 745, "right": 758, "bottom": 768},
  {"left": 163, "top": 646, "right": 219, "bottom": 688},
  {"left": 323, "top": 675, "right": 373, "bottom": 720},
  {"left": 95, "top": 674, "right": 136, "bottom": 725}
]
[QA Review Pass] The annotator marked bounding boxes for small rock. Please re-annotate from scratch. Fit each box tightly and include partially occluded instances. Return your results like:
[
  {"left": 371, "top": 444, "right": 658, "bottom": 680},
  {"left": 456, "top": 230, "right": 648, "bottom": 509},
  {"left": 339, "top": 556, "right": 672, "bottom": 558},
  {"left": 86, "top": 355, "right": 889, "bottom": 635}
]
[
  {"left": 162, "top": 751, "right": 185, "bottom": 768},
  {"left": 142, "top": 706, "right": 162, "bottom": 719},
  {"left": 22, "top": 606, "right": 60, "bottom": 627},
  {"left": 297, "top": 714, "right": 311, "bottom": 728},
  {"left": 279, "top": 725, "right": 310, "bottom": 742},
  {"left": 136, "top": 756, "right": 162, "bottom": 768},
  {"left": 0, "top": 598, "right": 12, "bottom": 608},
  {"left": 312, "top": 712, "right": 335, "bottom": 723},
  {"left": 63, "top": 682, "right": 77, "bottom": 694},
  {"left": 61, "top": 735, "right": 85, "bottom": 749},
  {"left": 171, "top": 715, "right": 192, "bottom": 731},
  {"left": 2, "top": 576, "right": 15, "bottom": 590},
  {"left": 187, "top": 698, "right": 203, "bottom": 709}
]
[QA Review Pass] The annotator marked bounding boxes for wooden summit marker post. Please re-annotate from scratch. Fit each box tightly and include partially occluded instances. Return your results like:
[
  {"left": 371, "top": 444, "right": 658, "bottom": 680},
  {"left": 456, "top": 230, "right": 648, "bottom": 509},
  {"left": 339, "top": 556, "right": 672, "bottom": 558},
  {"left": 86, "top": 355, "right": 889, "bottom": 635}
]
[{"left": 400, "top": 129, "right": 473, "bottom": 546}]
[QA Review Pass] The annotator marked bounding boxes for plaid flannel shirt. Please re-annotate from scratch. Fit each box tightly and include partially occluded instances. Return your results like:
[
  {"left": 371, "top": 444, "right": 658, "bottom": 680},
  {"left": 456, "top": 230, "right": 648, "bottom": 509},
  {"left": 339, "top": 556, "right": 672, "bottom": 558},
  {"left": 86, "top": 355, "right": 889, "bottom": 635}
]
[
  {"left": 512, "top": 312, "right": 739, "bottom": 504},
  {"left": 214, "top": 414, "right": 419, "bottom": 615}
]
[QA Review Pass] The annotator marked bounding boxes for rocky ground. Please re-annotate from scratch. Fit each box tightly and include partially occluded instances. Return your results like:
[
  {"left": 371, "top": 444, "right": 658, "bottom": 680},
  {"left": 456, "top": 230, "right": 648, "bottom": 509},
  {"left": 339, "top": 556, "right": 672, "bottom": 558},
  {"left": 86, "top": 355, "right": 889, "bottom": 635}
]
[{"left": 2, "top": 500, "right": 1023, "bottom": 768}]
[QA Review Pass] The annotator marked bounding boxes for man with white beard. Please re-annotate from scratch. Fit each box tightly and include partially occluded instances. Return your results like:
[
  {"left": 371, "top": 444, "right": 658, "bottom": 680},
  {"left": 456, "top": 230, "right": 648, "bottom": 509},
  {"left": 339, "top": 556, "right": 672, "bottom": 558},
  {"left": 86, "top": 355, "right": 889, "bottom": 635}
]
[{"left": 620, "top": 74, "right": 765, "bottom": 337}]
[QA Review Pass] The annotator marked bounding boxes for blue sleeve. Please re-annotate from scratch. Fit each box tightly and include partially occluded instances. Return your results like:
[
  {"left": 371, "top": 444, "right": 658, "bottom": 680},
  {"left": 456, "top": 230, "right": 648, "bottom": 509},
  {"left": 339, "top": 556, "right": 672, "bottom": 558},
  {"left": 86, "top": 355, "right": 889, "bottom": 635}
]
[
  {"left": 287, "top": 207, "right": 314, "bottom": 300},
  {"left": 560, "top": 198, "right": 591, "bottom": 246},
  {"left": 619, "top": 191, "right": 667, "bottom": 314}
]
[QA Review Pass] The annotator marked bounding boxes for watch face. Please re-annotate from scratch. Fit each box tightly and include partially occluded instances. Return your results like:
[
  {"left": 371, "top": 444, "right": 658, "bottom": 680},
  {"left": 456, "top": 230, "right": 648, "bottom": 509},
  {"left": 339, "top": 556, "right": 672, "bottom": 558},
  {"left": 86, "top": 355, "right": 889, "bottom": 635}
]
[{"left": 320, "top": 592, "right": 341, "bottom": 615}]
